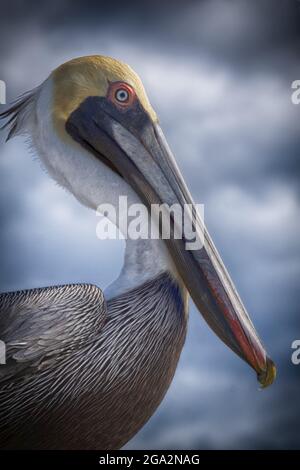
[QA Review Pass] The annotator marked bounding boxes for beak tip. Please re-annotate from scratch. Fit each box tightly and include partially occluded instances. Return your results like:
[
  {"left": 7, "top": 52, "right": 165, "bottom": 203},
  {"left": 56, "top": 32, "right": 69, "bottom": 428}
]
[{"left": 257, "top": 356, "right": 276, "bottom": 389}]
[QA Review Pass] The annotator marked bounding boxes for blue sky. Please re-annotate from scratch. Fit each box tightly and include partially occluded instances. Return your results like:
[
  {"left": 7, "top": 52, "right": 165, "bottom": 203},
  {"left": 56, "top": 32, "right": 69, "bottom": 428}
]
[{"left": 0, "top": 0, "right": 300, "bottom": 449}]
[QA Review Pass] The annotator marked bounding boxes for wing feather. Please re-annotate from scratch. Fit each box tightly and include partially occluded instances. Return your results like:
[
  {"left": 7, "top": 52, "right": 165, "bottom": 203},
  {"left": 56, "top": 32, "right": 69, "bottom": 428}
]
[{"left": 0, "top": 284, "right": 107, "bottom": 382}]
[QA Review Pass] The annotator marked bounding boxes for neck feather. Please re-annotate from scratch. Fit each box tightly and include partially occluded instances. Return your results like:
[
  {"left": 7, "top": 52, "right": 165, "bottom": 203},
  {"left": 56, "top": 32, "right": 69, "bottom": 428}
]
[{"left": 104, "top": 238, "right": 176, "bottom": 300}]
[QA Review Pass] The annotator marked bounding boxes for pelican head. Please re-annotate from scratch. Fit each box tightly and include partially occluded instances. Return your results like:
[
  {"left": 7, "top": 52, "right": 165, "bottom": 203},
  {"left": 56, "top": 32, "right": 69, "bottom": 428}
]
[{"left": 1, "top": 55, "right": 275, "bottom": 387}]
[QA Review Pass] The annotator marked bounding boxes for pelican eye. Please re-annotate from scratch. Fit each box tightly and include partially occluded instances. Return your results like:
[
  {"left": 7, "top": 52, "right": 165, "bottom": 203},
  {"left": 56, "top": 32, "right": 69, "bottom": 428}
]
[
  {"left": 115, "top": 88, "right": 130, "bottom": 103},
  {"left": 108, "top": 82, "right": 135, "bottom": 107}
]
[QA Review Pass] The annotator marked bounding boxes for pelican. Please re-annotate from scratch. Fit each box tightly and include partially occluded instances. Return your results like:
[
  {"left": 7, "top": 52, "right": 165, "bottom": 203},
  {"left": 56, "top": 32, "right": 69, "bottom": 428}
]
[{"left": 0, "top": 56, "right": 275, "bottom": 450}]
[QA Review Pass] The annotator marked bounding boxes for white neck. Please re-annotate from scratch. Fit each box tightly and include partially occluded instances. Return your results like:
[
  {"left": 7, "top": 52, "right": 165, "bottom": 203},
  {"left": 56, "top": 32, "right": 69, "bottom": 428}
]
[{"left": 104, "top": 238, "right": 175, "bottom": 300}]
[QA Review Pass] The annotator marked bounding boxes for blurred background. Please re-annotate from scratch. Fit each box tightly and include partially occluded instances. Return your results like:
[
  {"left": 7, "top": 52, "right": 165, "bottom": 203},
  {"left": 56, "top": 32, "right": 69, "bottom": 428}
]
[{"left": 0, "top": 0, "right": 300, "bottom": 449}]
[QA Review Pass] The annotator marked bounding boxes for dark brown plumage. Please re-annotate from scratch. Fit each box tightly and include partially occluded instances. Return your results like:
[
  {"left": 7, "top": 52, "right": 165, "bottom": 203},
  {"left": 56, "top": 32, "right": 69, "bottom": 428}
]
[{"left": 0, "top": 273, "right": 187, "bottom": 449}]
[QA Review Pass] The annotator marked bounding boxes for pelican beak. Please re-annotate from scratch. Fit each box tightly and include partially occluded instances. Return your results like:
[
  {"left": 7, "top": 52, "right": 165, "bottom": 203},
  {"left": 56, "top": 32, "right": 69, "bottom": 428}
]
[{"left": 66, "top": 96, "right": 276, "bottom": 388}]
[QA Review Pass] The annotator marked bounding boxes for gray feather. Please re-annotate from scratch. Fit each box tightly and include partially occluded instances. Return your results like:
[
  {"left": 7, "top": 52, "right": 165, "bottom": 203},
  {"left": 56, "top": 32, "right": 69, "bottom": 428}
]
[{"left": 0, "top": 272, "right": 187, "bottom": 449}]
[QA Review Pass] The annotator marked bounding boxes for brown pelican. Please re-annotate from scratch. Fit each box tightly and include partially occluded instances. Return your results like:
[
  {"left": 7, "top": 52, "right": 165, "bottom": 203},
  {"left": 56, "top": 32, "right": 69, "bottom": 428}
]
[{"left": 0, "top": 56, "right": 275, "bottom": 449}]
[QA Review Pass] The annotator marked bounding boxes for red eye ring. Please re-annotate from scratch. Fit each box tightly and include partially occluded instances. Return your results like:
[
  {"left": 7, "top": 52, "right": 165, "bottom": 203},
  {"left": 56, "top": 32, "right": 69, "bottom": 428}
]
[{"left": 108, "top": 82, "right": 135, "bottom": 108}]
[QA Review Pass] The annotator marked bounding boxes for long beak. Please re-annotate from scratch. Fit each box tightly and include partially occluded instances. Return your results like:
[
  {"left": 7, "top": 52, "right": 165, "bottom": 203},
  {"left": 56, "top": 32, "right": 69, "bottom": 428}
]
[{"left": 66, "top": 96, "right": 276, "bottom": 387}]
